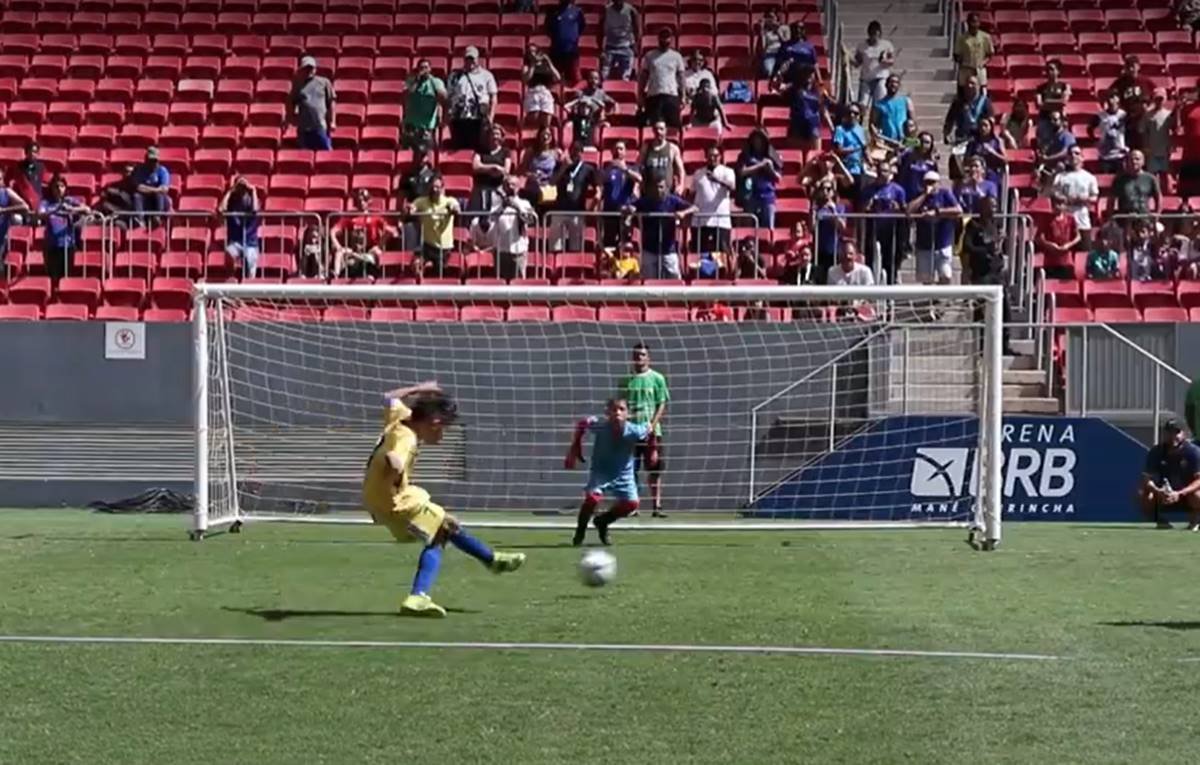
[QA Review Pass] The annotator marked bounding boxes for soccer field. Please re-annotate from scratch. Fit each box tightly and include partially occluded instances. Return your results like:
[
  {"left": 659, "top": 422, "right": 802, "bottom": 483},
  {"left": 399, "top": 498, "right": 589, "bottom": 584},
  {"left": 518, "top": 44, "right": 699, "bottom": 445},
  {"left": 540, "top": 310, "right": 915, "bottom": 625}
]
[{"left": 2, "top": 510, "right": 1199, "bottom": 764}]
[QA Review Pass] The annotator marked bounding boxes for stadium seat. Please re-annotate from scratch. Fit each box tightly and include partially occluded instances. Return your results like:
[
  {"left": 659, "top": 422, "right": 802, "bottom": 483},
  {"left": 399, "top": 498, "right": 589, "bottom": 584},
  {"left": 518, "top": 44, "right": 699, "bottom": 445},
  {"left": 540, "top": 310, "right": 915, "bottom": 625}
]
[
  {"left": 101, "top": 278, "right": 148, "bottom": 308},
  {"left": 551, "top": 305, "right": 598, "bottom": 322},
  {"left": 55, "top": 277, "right": 103, "bottom": 309},
  {"left": 1083, "top": 279, "right": 1132, "bottom": 310},
  {"left": 94, "top": 305, "right": 140, "bottom": 321},
  {"left": 142, "top": 307, "right": 188, "bottom": 322},
  {"left": 460, "top": 305, "right": 506, "bottom": 322},
  {"left": 323, "top": 306, "right": 370, "bottom": 322},
  {"left": 1142, "top": 307, "right": 1189, "bottom": 322},
  {"left": 370, "top": 306, "right": 416, "bottom": 322},
  {"left": 598, "top": 306, "right": 643, "bottom": 322},
  {"left": 1093, "top": 307, "right": 1142, "bottom": 323},
  {"left": 44, "top": 303, "right": 90, "bottom": 321},
  {"left": 7, "top": 277, "right": 52, "bottom": 307},
  {"left": 0, "top": 304, "right": 41, "bottom": 320},
  {"left": 506, "top": 305, "right": 551, "bottom": 321}
]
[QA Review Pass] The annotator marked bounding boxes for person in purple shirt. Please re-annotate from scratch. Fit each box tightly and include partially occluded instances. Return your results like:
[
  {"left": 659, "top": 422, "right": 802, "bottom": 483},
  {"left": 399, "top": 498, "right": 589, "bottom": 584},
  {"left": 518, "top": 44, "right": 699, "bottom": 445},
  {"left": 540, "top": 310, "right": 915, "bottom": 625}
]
[
  {"left": 785, "top": 68, "right": 833, "bottom": 152},
  {"left": 1036, "top": 110, "right": 1077, "bottom": 180},
  {"left": 906, "top": 171, "right": 963, "bottom": 285},
  {"left": 600, "top": 140, "right": 641, "bottom": 249},
  {"left": 624, "top": 177, "right": 697, "bottom": 279},
  {"left": 772, "top": 21, "right": 818, "bottom": 86},
  {"left": 735, "top": 128, "right": 782, "bottom": 231},
  {"left": 955, "top": 156, "right": 999, "bottom": 215},
  {"left": 862, "top": 160, "right": 908, "bottom": 283},
  {"left": 963, "top": 115, "right": 1007, "bottom": 187},
  {"left": 898, "top": 131, "right": 939, "bottom": 200},
  {"left": 811, "top": 181, "right": 847, "bottom": 281},
  {"left": 545, "top": 0, "right": 586, "bottom": 85}
]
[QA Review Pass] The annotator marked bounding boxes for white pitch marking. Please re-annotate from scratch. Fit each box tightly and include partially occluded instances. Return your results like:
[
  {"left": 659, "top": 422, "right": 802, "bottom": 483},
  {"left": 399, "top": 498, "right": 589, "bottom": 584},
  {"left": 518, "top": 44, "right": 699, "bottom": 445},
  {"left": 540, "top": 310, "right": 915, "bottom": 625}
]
[{"left": 0, "top": 635, "right": 1066, "bottom": 661}]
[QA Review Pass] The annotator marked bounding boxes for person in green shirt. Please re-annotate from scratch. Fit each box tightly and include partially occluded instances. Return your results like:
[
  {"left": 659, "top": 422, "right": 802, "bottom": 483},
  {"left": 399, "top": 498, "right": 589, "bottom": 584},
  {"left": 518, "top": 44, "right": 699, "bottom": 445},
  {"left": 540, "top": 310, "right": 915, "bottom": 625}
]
[
  {"left": 617, "top": 342, "right": 670, "bottom": 517},
  {"left": 1186, "top": 376, "right": 1200, "bottom": 439},
  {"left": 403, "top": 58, "right": 448, "bottom": 152}
]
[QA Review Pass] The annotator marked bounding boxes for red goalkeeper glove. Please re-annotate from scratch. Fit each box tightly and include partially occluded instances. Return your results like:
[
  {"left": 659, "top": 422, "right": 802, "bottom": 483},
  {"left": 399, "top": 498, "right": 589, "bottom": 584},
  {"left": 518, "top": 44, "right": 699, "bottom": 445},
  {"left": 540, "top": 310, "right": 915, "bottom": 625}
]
[{"left": 565, "top": 419, "right": 588, "bottom": 469}]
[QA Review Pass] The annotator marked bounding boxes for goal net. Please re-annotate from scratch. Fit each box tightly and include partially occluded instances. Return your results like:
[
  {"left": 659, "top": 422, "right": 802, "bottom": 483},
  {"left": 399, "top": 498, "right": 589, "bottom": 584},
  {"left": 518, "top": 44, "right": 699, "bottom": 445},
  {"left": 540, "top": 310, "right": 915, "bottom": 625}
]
[{"left": 194, "top": 284, "right": 1003, "bottom": 544}]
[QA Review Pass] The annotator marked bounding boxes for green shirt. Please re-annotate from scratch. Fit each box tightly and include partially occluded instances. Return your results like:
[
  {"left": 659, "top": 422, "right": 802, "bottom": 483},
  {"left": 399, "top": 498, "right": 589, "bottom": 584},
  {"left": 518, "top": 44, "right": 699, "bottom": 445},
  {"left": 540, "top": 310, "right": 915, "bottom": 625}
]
[
  {"left": 618, "top": 369, "right": 670, "bottom": 436},
  {"left": 404, "top": 75, "right": 445, "bottom": 131},
  {"left": 1186, "top": 377, "right": 1200, "bottom": 436}
]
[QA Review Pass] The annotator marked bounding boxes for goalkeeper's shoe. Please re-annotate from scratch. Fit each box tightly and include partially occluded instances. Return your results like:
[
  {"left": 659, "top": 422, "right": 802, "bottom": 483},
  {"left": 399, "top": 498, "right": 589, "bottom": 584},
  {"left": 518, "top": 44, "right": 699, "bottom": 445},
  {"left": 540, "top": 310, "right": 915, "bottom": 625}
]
[
  {"left": 489, "top": 552, "right": 526, "bottom": 574},
  {"left": 400, "top": 593, "right": 447, "bottom": 618},
  {"left": 593, "top": 514, "right": 612, "bottom": 546}
]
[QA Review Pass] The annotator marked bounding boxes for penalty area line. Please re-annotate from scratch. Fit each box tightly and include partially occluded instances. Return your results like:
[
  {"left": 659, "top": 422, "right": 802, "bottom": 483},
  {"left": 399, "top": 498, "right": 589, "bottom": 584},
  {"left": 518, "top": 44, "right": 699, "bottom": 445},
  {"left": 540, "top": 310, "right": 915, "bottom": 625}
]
[{"left": 0, "top": 634, "right": 1066, "bottom": 662}]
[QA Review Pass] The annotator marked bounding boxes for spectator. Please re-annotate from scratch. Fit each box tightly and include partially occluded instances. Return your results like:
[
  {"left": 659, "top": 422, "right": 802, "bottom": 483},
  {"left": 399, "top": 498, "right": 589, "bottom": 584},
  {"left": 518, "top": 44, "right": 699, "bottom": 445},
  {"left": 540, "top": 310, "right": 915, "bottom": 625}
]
[
  {"left": 683, "top": 50, "right": 717, "bottom": 100},
  {"left": 955, "top": 156, "right": 999, "bottom": 216},
  {"left": 1035, "top": 59, "right": 1071, "bottom": 147},
  {"left": 1142, "top": 88, "right": 1176, "bottom": 183},
  {"left": 777, "top": 221, "right": 817, "bottom": 285},
  {"left": 1107, "top": 150, "right": 1162, "bottom": 223},
  {"left": 599, "top": 0, "right": 640, "bottom": 81},
  {"left": 690, "top": 145, "right": 736, "bottom": 254},
  {"left": 898, "top": 131, "right": 940, "bottom": 201},
  {"left": 1090, "top": 92, "right": 1129, "bottom": 174},
  {"left": 603, "top": 236, "right": 642, "bottom": 280},
  {"left": 800, "top": 151, "right": 853, "bottom": 199},
  {"left": 773, "top": 21, "right": 818, "bottom": 87},
  {"left": 1035, "top": 193, "right": 1082, "bottom": 278},
  {"left": 1180, "top": 0, "right": 1200, "bottom": 31},
  {"left": 963, "top": 115, "right": 1006, "bottom": 186},
  {"left": 1035, "top": 110, "right": 1077, "bottom": 182},
  {"left": 38, "top": 174, "right": 91, "bottom": 282},
  {"left": 639, "top": 120, "right": 685, "bottom": 195},
  {"left": 220, "top": 176, "right": 261, "bottom": 278},
  {"left": 447, "top": 47, "right": 498, "bottom": 150},
  {"left": 862, "top": 160, "right": 907, "bottom": 284},
  {"left": 1053, "top": 146, "right": 1099, "bottom": 247},
  {"left": 490, "top": 174, "right": 538, "bottom": 279},
  {"left": 333, "top": 188, "right": 396, "bottom": 278},
  {"left": 469, "top": 124, "right": 513, "bottom": 221},
  {"left": 754, "top": 7, "right": 788, "bottom": 78},
  {"left": 93, "top": 165, "right": 136, "bottom": 222},
  {"left": 688, "top": 79, "right": 729, "bottom": 136},
  {"left": 523, "top": 42, "right": 563, "bottom": 131},
  {"left": 7, "top": 140, "right": 45, "bottom": 211},
  {"left": 626, "top": 177, "right": 696, "bottom": 279},
  {"left": 1179, "top": 87, "right": 1200, "bottom": 197},
  {"left": 639, "top": 28, "right": 686, "bottom": 129},
  {"left": 900, "top": 119, "right": 921, "bottom": 150},
  {"left": 409, "top": 175, "right": 461, "bottom": 278},
  {"left": 1001, "top": 98, "right": 1032, "bottom": 150},
  {"left": 1110, "top": 55, "right": 1154, "bottom": 150},
  {"left": 953, "top": 13, "right": 994, "bottom": 88},
  {"left": 811, "top": 181, "right": 847, "bottom": 280},
  {"left": 397, "top": 149, "right": 437, "bottom": 249},
  {"left": 0, "top": 176, "right": 29, "bottom": 262},
  {"left": 735, "top": 128, "right": 782, "bottom": 231},
  {"left": 833, "top": 104, "right": 869, "bottom": 193},
  {"left": 600, "top": 140, "right": 641, "bottom": 248},
  {"left": 564, "top": 70, "right": 616, "bottom": 148},
  {"left": 827, "top": 239, "right": 875, "bottom": 286},
  {"left": 550, "top": 141, "right": 599, "bottom": 252},
  {"left": 297, "top": 225, "right": 327, "bottom": 278},
  {"left": 1086, "top": 229, "right": 1121, "bottom": 279},
  {"left": 1128, "top": 218, "right": 1170, "bottom": 281},
  {"left": 852, "top": 21, "right": 895, "bottom": 107},
  {"left": 871, "top": 74, "right": 915, "bottom": 148},
  {"left": 520, "top": 126, "right": 565, "bottom": 209},
  {"left": 1171, "top": 215, "right": 1200, "bottom": 280},
  {"left": 131, "top": 146, "right": 172, "bottom": 227},
  {"left": 402, "top": 58, "right": 447, "bottom": 153},
  {"left": 784, "top": 67, "right": 834, "bottom": 153},
  {"left": 943, "top": 76, "right": 993, "bottom": 148},
  {"left": 732, "top": 235, "right": 766, "bottom": 279},
  {"left": 1138, "top": 419, "right": 1200, "bottom": 530},
  {"left": 546, "top": 0, "right": 587, "bottom": 85},
  {"left": 289, "top": 56, "right": 336, "bottom": 151},
  {"left": 961, "top": 196, "right": 1015, "bottom": 354},
  {"left": 906, "top": 170, "right": 962, "bottom": 286}
]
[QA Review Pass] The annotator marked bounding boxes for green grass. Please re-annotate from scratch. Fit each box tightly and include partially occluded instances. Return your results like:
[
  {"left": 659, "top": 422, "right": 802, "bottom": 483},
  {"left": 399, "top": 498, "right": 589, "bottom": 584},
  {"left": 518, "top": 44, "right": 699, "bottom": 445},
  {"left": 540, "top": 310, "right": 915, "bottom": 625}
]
[{"left": 2, "top": 510, "right": 1200, "bottom": 764}]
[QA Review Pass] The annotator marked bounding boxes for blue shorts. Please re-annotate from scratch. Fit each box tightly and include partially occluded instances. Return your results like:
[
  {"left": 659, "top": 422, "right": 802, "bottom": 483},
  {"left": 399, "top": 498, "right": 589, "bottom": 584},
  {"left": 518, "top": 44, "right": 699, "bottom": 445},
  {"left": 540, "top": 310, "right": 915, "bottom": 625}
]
[
  {"left": 585, "top": 476, "right": 639, "bottom": 502},
  {"left": 298, "top": 128, "right": 332, "bottom": 150}
]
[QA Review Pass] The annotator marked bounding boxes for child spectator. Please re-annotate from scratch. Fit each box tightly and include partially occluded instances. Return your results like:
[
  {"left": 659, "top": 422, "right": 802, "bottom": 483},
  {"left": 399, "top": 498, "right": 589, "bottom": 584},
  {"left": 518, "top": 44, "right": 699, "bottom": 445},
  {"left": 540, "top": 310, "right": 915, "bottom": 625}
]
[
  {"left": 603, "top": 238, "right": 641, "bottom": 280},
  {"left": 563, "top": 71, "right": 617, "bottom": 149},
  {"left": 297, "top": 225, "right": 327, "bottom": 278},
  {"left": 1142, "top": 88, "right": 1175, "bottom": 184},
  {"left": 1086, "top": 231, "right": 1121, "bottom": 280},
  {"left": 1034, "top": 193, "right": 1081, "bottom": 278},
  {"left": 1129, "top": 219, "right": 1169, "bottom": 281},
  {"left": 1090, "top": 93, "right": 1129, "bottom": 174},
  {"left": 687, "top": 79, "right": 729, "bottom": 136}
]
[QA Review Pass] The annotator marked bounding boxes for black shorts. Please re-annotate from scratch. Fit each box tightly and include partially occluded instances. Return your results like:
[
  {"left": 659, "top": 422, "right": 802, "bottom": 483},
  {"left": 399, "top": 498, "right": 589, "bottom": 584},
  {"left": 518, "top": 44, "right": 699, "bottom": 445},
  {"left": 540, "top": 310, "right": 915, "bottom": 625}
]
[
  {"left": 1179, "top": 161, "right": 1200, "bottom": 198},
  {"left": 634, "top": 439, "right": 664, "bottom": 474},
  {"left": 642, "top": 95, "right": 681, "bottom": 129}
]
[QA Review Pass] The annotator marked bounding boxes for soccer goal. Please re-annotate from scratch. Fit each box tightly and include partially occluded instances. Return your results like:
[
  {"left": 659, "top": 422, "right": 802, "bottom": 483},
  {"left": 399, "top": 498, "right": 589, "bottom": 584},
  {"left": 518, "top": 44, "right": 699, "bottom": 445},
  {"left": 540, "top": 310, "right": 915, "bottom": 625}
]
[{"left": 192, "top": 284, "right": 1004, "bottom": 547}]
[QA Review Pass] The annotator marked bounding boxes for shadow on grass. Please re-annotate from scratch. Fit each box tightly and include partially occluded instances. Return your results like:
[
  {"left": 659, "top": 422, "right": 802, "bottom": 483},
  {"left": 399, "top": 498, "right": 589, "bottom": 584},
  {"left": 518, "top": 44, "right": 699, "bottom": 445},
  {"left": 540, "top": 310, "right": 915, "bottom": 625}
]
[
  {"left": 1099, "top": 620, "right": 1200, "bottom": 631},
  {"left": 223, "top": 605, "right": 479, "bottom": 621}
]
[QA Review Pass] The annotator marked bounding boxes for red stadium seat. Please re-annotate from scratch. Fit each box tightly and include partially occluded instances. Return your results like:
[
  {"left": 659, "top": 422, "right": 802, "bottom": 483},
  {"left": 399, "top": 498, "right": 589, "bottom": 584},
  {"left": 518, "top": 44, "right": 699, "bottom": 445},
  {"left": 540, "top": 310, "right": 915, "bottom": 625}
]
[
  {"left": 598, "top": 305, "right": 643, "bottom": 322},
  {"left": 55, "top": 277, "right": 103, "bottom": 309},
  {"left": 370, "top": 306, "right": 416, "bottom": 322},
  {"left": 142, "top": 307, "right": 188, "bottom": 322},
  {"left": 7, "top": 277, "right": 52, "bottom": 306},
  {"left": 95, "top": 305, "right": 141, "bottom": 321},
  {"left": 460, "top": 305, "right": 506, "bottom": 322},
  {"left": 44, "top": 303, "right": 90, "bottom": 321},
  {"left": 0, "top": 304, "right": 41, "bottom": 320}
]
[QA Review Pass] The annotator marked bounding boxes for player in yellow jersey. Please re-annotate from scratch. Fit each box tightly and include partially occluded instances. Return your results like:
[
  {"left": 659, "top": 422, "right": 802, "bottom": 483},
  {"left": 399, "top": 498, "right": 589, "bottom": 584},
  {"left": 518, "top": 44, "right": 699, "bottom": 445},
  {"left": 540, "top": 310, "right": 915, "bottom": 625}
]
[{"left": 363, "top": 380, "right": 525, "bottom": 617}]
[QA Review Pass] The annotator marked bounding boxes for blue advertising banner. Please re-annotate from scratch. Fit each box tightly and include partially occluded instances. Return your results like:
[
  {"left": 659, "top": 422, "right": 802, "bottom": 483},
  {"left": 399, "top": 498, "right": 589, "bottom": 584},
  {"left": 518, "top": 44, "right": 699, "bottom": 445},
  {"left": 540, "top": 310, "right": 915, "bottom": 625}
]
[{"left": 746, "top": 416, "right": 1147, "bottom": 522}]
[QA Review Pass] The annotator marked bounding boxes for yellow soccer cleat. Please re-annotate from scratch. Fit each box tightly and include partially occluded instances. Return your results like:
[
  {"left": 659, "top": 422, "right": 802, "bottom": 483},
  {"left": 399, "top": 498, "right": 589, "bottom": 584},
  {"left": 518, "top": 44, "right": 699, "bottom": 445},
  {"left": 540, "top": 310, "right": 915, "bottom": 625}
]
[
  {"left": 400, "top": 593, "right": 447, "bottom": 618},
  {"left": 489, "top": 552, "right": 526, "bottom": 574}
]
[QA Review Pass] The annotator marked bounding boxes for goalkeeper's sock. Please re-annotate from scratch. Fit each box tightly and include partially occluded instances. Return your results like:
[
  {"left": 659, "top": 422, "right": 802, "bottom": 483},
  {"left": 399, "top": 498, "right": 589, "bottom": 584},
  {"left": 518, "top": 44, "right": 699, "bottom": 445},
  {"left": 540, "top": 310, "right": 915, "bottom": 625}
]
[
  {"left": 574, "top": 496, "right": 599, "bottom": 546},
  {"left": 611, "top": 499, "right": 639, "bottom": 520},
  {"left": 411, "top": 544, "right": 442, "bottom": 596},
  {"left": 449, "top": 528, "right": 495, "bottom": 566}
]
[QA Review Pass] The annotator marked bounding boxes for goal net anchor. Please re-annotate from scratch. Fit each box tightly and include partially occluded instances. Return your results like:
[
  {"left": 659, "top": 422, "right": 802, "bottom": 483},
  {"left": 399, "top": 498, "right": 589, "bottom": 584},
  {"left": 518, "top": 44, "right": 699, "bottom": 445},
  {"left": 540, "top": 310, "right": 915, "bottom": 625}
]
[{"left": 192, "top": 284, "right": 1004, "bottom": 549}]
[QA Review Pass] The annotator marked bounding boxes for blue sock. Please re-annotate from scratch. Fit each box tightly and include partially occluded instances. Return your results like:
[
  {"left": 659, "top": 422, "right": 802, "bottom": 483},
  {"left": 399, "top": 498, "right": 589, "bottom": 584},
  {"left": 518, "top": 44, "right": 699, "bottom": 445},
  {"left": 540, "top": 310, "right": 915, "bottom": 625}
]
[
  {"left": 411, "top": 544, "right": 442, "bottom": 596},
  {"left": 449, "top": 528, "right": 495, "bottom": 565}
]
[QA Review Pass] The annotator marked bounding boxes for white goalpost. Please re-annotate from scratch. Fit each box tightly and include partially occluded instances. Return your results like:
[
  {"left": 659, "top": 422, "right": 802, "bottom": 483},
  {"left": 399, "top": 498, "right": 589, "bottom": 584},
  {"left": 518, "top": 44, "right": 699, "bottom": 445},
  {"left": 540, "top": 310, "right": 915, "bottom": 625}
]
[{"left": 192, "top": 284, "right": 1004, "bottom": 548}]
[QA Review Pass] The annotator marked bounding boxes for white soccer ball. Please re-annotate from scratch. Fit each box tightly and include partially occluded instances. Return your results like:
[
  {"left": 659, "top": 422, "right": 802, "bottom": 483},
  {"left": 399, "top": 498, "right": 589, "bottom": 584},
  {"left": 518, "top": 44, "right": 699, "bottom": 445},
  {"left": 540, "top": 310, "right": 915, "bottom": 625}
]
[{"left": 578, "top": 549, "right": 617, "bottom": 587}]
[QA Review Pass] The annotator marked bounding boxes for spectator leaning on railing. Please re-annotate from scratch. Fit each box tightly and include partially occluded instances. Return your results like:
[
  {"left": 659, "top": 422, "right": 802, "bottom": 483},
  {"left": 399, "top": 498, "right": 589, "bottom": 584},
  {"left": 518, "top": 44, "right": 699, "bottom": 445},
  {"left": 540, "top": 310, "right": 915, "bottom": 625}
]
[
  {"left": 131, "top": 146, "right": 171, "bottom": 227},
  {"left": 625, "top": 177, "right": 696, "bottom": 279},
  {"left": 220, "top": 176, "right": 260, "bottom": 278},
  {"left": 906, "top": 170, "right": 962, "bottom": 287}
]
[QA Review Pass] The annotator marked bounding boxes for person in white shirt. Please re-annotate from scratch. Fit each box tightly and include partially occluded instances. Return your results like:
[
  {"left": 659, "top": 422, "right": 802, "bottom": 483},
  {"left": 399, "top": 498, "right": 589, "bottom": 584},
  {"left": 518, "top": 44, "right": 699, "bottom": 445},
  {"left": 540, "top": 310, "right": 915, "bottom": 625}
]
[
  {"left": 690, "top": 145, "right": 737, "bottom": 254},
  {"left": 827, "top": 240, "right": 875, "bottom": 286},
  {"left": 639, "top": 27, "right": 687, "bottom": 128},
  {"left": 853, "top": 21, "right": 896, "bottom": 107},
  {"left": 447, "top": 46, "right": 498, "bottom": 150},
  {"left": 683, "top": 49, "right": 717, "bottom": 99},
  {"left": 1053, "top": 145, "right": 1100, "bottom": 246},
  {"left": 488, "top": 175, "right": 536, "bottom": 279}
]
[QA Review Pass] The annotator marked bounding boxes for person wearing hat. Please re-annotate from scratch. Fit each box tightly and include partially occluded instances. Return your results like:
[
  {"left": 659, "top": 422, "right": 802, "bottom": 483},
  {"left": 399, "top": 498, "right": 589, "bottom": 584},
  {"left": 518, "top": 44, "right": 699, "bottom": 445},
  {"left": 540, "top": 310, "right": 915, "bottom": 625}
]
[
  {"left": 906, "top": 169, "right": 962, "bottom": 285},
  {"left": 131, "top": 145, "right": 172, "bottom": 227},
  {"left": 1138, "top": 419, "right": 1200, "bottom": 530},
  {"left": 289, "top": 55, "right": 337, "bottom": 151},
  {"left": 447, "top": 46, "right": 497, "bottom": 151}
]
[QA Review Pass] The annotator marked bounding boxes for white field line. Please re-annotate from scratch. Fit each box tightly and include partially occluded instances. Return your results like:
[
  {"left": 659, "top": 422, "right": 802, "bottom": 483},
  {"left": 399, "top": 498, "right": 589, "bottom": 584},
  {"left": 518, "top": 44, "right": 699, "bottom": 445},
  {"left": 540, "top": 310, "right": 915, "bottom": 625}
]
[{"left": 0, "top": 634, "right": 1066, "bottom": 661}]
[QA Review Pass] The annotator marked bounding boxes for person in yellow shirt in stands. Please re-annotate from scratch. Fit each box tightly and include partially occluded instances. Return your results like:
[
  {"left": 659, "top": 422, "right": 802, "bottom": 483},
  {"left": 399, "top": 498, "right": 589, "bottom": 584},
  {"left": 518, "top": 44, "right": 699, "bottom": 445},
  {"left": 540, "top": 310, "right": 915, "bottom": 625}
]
[
  {"left": 362, "top": 380, "right": 525, "bottom": 617},
  {"left": 409, "top": 174, "right": 460, "bottom": 278},
  {"left": 954, "top": 13, "right": 994, "bottom": 89}
]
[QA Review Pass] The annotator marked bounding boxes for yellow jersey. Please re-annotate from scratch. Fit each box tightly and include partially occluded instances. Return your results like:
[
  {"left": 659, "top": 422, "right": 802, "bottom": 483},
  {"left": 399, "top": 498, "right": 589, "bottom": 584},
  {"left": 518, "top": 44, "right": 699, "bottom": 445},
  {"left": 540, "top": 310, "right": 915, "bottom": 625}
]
[{"left": 362, "top": 398, "right": 429, "bottom": 514}]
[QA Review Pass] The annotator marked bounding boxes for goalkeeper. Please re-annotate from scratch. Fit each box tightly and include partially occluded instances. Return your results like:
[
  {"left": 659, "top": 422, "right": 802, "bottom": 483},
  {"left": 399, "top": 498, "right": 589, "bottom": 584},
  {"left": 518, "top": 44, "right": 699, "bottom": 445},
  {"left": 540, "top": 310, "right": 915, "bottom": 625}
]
[
  {"left": 565, "top": 398, "right": 653, "bottom": 546},
  {"left": 363, "top": 381, "right": 525, "bottom": 618}
]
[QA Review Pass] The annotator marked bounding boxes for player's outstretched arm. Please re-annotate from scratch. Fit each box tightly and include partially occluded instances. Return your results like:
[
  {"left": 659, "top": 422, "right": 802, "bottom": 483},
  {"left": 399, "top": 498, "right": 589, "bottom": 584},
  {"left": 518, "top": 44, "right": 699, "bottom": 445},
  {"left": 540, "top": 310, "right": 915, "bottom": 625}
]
[
  {"left": 565, "top": 418, "right": 591, "bottom": 469},
  {"left": 383, "top": 380, "right": 442, "bottom": 402}
]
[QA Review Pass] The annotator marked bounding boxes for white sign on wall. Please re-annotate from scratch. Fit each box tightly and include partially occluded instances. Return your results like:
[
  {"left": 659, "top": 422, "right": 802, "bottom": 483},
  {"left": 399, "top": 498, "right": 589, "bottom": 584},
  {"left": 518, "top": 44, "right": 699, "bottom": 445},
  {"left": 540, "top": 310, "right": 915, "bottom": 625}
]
[{"left": 105, "top": 322, "right": 146, "bottom": 360}]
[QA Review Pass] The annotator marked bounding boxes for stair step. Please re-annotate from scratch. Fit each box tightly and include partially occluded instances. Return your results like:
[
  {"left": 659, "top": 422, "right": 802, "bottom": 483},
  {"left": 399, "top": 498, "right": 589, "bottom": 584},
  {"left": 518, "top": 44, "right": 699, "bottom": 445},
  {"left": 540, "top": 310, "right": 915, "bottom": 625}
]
[
  {"left": 1003, "top": 369, "right": 1046, "bottom": 386},
  {"left": 1004, "top": 397, "right": 1062, "bottom": 414}
]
